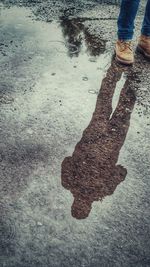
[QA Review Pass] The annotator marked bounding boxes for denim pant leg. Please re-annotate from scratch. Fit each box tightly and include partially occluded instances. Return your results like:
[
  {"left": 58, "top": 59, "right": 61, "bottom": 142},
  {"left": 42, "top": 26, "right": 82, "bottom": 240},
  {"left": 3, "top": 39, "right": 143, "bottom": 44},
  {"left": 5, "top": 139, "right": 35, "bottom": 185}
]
[
  {"left": 117, "top": 0, "right": 141, "bottom": 40},
  {"left": 141, "top": 0, "right": 150, "bottom": 36}
]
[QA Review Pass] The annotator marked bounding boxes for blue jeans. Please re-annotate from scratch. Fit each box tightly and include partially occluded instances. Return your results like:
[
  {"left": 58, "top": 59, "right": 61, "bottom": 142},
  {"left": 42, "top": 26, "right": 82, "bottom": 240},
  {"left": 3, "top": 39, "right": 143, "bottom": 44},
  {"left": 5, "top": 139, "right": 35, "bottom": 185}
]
[{"left": 117, "top": 0, "right": 150, "bottom": 40}]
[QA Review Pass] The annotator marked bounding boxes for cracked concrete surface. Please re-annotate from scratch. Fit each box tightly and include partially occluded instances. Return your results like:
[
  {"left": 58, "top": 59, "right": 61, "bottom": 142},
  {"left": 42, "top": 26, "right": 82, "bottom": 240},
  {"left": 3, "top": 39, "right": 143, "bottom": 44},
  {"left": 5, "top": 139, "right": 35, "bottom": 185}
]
[{"left": 0, "top": 1, "right": 150, "bottom": 267}]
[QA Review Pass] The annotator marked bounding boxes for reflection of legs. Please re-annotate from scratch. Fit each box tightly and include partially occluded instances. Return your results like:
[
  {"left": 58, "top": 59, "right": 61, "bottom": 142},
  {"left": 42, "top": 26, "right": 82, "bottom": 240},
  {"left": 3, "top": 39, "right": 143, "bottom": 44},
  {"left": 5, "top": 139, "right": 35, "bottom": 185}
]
[
  {"left": 82, "top": 61, "right": 124, "bottom": 139},
  {"left": 141, "top": 0, "right": 150, "bottom": 36},
  {"left": 117, "top": 0, "right": 140, "bottom": 40},
  {"left": 110, "top": 80, "right": 136, "bottom": 143},
  {"left": 93, "top": 61, "right": 124, "bottom": 121}
]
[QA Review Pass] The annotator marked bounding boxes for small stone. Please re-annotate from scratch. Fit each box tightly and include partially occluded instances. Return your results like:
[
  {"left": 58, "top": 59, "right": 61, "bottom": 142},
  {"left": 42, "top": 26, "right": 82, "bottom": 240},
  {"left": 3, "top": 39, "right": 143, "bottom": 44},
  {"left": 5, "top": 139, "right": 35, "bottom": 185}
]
[
  {"left": 125, "top": 108, "right": 132, "bottom": 112},
  {"left": 88, "top": 89, "right": 98, "bottom": 95},
  {"left": 82, "top": 77, "right": 88, "bottom": 81},
  {"left": 26, "top": 129, "right": 33, "bottom": 135},
  {"left": 37, "top": 222, "right": 43, "bottom": 226},
  {"left": 89, "top": 57, "right": 96, "bottom": 62}
]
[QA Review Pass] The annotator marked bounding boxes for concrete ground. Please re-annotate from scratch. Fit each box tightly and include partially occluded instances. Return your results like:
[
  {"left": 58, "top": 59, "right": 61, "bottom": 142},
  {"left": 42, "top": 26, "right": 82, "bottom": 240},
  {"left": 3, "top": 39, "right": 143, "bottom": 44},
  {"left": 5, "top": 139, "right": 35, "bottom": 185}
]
[{"left": 0, "top": 1, "right": 150, "bottom": 266}]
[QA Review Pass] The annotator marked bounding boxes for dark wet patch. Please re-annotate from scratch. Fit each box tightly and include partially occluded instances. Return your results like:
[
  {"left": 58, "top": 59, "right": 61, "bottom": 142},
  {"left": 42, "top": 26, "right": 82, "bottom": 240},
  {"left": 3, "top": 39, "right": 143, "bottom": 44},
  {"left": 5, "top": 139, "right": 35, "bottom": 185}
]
[
  {"left": 60, "top": 17, "right": 106, "bottom": 57},
  {"left": 0, "top": 143, "right": 49, "bottom": 199},
  {"left": 0, "top": 217, "right": 16, "bottom": 257},
  {"left": 61, "top": 59, "right": 137, "bottom": 219}
]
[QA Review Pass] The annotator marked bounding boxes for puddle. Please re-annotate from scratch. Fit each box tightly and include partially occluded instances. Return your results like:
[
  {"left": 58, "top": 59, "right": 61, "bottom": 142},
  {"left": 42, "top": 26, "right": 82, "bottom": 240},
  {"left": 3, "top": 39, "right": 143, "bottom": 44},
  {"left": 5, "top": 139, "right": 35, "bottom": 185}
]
[
  {"left": 0, "top": 5, "right": 110, "bottom": 100},
  {"left": 0, "top": 6, "right": 108, "bottom": 58}
]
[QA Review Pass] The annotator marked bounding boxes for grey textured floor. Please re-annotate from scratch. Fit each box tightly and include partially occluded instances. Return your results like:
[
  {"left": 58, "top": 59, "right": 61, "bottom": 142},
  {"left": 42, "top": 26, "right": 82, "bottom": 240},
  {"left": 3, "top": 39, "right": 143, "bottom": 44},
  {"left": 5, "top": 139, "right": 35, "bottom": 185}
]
[{"left": 0, "top": 1, "right": 150, "bottom": 267}]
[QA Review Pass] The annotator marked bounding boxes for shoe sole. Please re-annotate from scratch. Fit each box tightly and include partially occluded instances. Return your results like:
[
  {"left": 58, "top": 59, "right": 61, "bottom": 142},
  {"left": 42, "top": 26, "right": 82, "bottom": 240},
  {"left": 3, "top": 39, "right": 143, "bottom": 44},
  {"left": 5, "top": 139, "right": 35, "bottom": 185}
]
[
  {"left": 115, "top": 54, "right": 134, "bottom": 66},
  {"left": 136, "top": 45, "right": 150, "bottom": 60}
]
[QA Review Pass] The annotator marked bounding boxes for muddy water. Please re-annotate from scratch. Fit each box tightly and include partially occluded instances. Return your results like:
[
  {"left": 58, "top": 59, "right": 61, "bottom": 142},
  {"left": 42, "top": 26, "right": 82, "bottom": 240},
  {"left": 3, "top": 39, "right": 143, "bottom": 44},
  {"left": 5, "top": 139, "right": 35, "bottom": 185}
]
[{"left": 0, "top": 4, "right": 150, "bottom": 267}]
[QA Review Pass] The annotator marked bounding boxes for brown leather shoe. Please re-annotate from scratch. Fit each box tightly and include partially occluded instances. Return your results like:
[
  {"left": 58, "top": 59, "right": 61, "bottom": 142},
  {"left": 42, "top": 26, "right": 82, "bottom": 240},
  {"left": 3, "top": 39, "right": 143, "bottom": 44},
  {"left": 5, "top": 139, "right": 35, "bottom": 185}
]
[
  {"left": 137, "top": 35, "right": 150, "bottom": 59},
  {"left": 115, "top": 40, "right": 134, "bottom": 65}
]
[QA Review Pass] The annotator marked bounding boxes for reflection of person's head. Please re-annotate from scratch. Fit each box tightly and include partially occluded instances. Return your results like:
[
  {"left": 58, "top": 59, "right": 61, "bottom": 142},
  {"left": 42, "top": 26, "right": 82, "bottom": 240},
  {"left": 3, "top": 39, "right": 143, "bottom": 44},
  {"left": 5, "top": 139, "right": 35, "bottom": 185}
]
[
  {"left": 62, "top": 158, "right": 128, "bottom": 219},
  {"left": 71, "top": 197, "right": 92, "bottom": 219}
]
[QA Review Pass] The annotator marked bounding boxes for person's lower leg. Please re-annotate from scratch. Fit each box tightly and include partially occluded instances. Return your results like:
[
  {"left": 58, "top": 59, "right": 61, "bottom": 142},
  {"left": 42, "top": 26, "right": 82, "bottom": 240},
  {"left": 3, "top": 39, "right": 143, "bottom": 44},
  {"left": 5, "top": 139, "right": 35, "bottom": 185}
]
[
  {"left": 141, "top": 0, "right": 150, "bottom": 36},
  {"left": 117, "top": 0, "right": 140, "bottom": 40}
]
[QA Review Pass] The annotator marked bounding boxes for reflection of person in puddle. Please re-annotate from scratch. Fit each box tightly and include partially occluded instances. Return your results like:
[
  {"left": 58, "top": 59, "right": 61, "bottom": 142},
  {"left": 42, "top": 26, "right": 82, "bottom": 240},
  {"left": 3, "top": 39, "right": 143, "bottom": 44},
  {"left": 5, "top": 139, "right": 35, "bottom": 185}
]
[{"left": 61, "top": 59, "right": 136, "bottom": 219}]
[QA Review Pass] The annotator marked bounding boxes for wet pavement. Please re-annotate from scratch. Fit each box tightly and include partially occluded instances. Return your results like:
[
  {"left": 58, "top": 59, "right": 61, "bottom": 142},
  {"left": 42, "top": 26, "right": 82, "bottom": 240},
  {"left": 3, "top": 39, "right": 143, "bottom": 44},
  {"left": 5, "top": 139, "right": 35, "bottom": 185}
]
[{"left": 0, "top": 1, "right": 150, "bottom": 267}]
